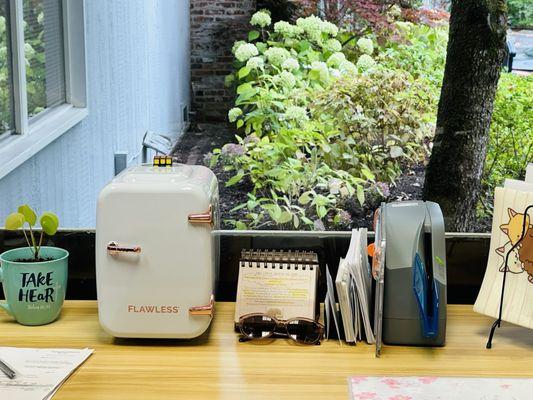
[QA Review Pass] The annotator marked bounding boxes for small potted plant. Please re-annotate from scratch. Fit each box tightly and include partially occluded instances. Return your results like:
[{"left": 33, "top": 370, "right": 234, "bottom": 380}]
[{"left": 0, "top": 205, "right": 68, "bottom": 325}]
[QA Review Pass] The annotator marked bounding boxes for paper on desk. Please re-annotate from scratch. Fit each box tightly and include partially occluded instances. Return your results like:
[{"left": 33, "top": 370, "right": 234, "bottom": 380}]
[
  {"left": 0, "top": 347, "right": 93, "bottom": 400},
  {"left": 325, "top": 264, "right": 341, "bottom": 343}
]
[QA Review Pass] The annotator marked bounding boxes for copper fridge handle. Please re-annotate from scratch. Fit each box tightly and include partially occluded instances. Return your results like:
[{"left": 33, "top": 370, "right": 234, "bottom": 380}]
[
  {"left": 107, "top": 241, "right": 142, "bottom": 254},
  {"left": 189, "top": 294, "right": 215, "bottom": 318},
  {"left": 188, "top": 205, "right": 213, "bottom": 225}
]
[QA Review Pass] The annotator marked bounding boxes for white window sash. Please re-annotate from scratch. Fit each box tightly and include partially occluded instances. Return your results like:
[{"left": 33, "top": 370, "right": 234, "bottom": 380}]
[
  {"left": 9, "top": 0, "right": 28, "bottom": 135},
  {"left": 0, "top": 0, "right": 87, "bottom": 179}
]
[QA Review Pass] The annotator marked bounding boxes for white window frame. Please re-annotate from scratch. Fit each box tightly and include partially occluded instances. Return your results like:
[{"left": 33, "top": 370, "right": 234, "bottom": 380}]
[{"left": 0, "top": 0, "right": 87, "bottom": 179}]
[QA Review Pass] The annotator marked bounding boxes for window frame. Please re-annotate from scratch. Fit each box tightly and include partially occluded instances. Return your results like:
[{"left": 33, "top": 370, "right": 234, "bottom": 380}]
[{"left": 0, "top": 0, "right": 87, "bottom": 179}]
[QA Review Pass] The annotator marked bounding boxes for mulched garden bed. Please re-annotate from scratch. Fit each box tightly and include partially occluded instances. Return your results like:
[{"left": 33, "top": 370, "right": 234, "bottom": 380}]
[{"left": 172, "top": 123, "right": 491, "bottom": 232}]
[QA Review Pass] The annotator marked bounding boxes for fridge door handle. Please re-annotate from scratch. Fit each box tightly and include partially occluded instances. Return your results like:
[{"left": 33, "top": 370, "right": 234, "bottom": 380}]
[
  {"left": 189, "top": 294, "right": 215, "bottom": 318},
  {"left": 188, "top": 205, "right": 213, "bottom": 225},
  {"left": 107, "top": 241, "right": 142, "bottom": 254}
]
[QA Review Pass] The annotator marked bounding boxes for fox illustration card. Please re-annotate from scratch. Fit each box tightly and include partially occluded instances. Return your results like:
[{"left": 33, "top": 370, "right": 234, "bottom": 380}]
[{"left": 474, "top": 187, "right": 533, "bottom": 330}]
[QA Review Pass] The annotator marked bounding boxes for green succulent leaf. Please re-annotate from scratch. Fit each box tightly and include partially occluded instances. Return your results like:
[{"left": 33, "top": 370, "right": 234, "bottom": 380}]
[
  {"left": 5, "top": 213, "right": 25, "bottom": 230},
  {"left": 18, "top": 204, "right": 37, "bottom": 226},
  {"left": 40, "top": 212, "right": 59, "bottom": 236}
]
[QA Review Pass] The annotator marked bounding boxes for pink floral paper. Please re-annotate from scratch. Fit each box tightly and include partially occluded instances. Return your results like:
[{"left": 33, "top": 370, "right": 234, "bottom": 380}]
[{"left": 349, "top": 376, "right": 533, "bottom": 400}]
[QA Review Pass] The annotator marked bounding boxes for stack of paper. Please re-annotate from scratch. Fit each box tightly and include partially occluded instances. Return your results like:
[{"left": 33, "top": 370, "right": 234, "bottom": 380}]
[
  {"left": 324, "top": 229, "right": 375, "bottom": 344},
  {"left": 0, "top": 347, "right": 93, "bottom": 400}
]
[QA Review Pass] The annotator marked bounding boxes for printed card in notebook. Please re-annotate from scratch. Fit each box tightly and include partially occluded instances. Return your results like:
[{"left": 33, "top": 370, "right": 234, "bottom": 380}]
[
  {"left": 474, "top": 187, "right": 533, "bottom": 329},
  {"left": 234, "top": 250, "right": 318, "bottom": 323}
]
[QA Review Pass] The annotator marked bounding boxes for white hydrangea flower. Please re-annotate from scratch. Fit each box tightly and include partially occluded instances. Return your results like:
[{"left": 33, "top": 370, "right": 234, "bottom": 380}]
[
  {"left": 395, "top": 21, "right": 413, "bottom": 33},
  {"left": 274, "top": 71, "right": 296, "bottom": 88},
  {"left": 320, "top": 20, "right": 339, "bottom": 37},
  {"left": 326, "top": 52, "right": 346, "bottom": 67},
  {"left": 246, "top": 56, "right": 264, "bottom": 69},
  {"left": 232, "top": 40, "right": 246, "bottom": 55},
  {"left": 311, "top": 61, "right": 330, "bottom": 82},
  {"left": 324, "top": 38, "right": 342, "bottom": 52},
  {"left": 356, "top": 54, "right": 376, "bottom": 71},
  {"left": 228, "top": 107, "right": 243, "bottom": 123},
  {"left": 329, "top": 68, "right": 341, "bottom": 78},
  {"left": 273, "top": 21, "right": 303, "bottom": 37},
  {"left": 284, "top": 106, "right": 308, "bottom": 122},
  {"left": 235, "top": 43, "right": 259, "bottom": 62},
  {"left": 24, "top": 43, "right": 35, "bottom": 58},
  {"left": 250, "top": 10, "right": 271, "bottom": 28},
  {"left": 356, "top": 37, "right": 374, "bottom": 55},
  {"left": 387, "top": 4, "right": 402, "bottom": 19},
  {"left": 281, "top": 57, "right": 299, "bottom": 71},
  {"left": 264, "top": 47, "right": 291, "bottom": 66},
  {"left": 296, "top": 16, "right": 323, "bottom": 41},
  {"left": 339, "top": 60, "right": 358, "bottom": 75}
]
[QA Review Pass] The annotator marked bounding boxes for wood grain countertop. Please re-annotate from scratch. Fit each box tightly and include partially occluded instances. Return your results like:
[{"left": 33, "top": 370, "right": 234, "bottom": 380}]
[{"left": 0, "top": 301, "right": 531, "bottom": 399}]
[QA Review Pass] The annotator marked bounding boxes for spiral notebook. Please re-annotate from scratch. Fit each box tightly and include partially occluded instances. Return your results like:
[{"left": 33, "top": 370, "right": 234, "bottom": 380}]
[{"left": 234, "top": 250, "right": 319, "bottom": 323}]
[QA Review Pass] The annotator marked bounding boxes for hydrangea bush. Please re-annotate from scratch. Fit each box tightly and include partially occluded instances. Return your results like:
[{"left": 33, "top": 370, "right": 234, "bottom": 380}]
[{"left": 209, "top": 11, "right": 433, "bottom": 230}]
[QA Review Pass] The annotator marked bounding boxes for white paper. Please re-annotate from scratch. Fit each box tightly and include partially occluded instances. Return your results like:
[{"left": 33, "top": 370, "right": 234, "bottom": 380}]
[
  {"left": 0, "top": 347, "right": 93, "bottom": 400},
  {"left": 339, "top": 229, "right": 375, "bottom": 344},
  {"left": 325, "top": 264, "right": 342, "bottom": 343}
]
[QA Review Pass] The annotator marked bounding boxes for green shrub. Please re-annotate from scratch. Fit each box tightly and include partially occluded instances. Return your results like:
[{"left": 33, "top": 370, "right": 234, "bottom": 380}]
[
  {"left": 310, "top": 69, "right": 434, "bottom": 184},
  {"left": 212, "top": 12, "right": 432, "bottom": 229},
  {"left": 482, "top": 72, "right": 533, "bottom": 214},
  {"left": 508, "top": 0, "right": 533, "bottom": 27}
]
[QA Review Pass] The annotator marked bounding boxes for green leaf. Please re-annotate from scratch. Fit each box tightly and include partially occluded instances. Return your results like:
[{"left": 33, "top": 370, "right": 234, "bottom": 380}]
[
  {"left": 236, "top": 82, "right": 252, "bottom": 94},
  {"left": 5, "top": 213, "right": 25, "bottom": 230},
  {"left": 18, "top": 204, "right": 37, "bottom": 226},
  {"left": 236, "top": 119, "right": 244, "bottom": 129},
  {"left": 298, "top": 192, "right": 312, "bottom": 205},
  {"left": 361, "top": 168, "right": 375, "bottom": 181},
  {"left": 278, "top": 211, "right": 292, "bottom": 224},
  {"left": 356, "top": 185, "right": 365, "bottom": 206},
  {"left": 40, "top": 212, "right": 59, "bottom": 235},
  {"left": 264, "top": 204, "right": 282, "bottom": 222},
  {"left": 235, "top": 221, "right": 248, "bottom": 230},
  {"left": 238, "top": 66, "right": 251, "bottom": 79},
  {"left": 317, "top": 205, "right": 327, "bottom": 218},
  {"left": 293, "top": 215, "right": 300, "bottom": 229},
  {"left": 226, "top": 171, "right": 245, "bottom": 187},
  {"left": 248, "top": 30, "right": 260, "bottom": 41}
]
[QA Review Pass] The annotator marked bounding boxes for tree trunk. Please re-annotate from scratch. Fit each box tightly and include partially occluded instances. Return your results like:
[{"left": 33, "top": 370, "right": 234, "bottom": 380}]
[{"left": 423, "top": 0, "right": 507, "bottom": 232}]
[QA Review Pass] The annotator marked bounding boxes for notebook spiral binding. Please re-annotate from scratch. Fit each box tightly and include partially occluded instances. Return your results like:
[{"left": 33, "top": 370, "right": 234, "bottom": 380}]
[{"left": 240, "top": 249, "right": 318, "bottom": 270}]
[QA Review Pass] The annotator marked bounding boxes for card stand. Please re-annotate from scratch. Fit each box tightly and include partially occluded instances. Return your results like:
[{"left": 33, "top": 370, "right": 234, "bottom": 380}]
[{"left": 486, "top": 204, "right": 532, "bottom": 349}]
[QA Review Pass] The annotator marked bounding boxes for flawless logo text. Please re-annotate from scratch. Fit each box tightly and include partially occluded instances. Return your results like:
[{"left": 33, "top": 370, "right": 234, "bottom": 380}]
[{"left": 127, "top": 305, "right": 179, "bottom": 314}]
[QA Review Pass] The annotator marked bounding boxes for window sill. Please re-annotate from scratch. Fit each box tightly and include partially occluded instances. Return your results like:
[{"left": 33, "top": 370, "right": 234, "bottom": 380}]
[{"left": 0, "top": 104, "right": 88, "bottom": 180}]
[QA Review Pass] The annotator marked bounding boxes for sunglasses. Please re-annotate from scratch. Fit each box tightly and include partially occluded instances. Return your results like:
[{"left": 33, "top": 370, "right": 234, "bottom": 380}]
[{"left": 238, "top": 313, "right": 325, "bottom": 345}]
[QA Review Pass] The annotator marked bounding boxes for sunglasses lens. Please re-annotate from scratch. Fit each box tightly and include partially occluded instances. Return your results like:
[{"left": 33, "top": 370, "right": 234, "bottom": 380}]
[
  {"left": 240, "top": 315, "right": 276, "bottom": 339},
  {"left": 286, "top": 320, "right": 322, "bottom": 344}
]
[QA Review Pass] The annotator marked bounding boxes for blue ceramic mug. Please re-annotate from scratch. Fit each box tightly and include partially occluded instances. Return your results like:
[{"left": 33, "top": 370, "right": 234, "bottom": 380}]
[{"left": 0, "top": 247, "right": 68, "bottom": 325}]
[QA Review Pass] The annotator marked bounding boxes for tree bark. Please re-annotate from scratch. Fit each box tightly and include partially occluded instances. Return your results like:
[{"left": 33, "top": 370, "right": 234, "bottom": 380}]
[{"left": 423, "top": 0, "right": 507, "bottom": 232}]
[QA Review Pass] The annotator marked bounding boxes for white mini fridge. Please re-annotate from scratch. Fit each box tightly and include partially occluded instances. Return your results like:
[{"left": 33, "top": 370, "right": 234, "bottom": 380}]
[{"left": 96, "top": 162, "right": 219, "bottom": 338}]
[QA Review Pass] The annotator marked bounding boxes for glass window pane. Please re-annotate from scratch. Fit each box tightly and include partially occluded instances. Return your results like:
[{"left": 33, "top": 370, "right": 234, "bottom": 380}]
[
  {"left": 24, "top": 0, "right": 65, "bottom": 118},
  {"left": 0, "top": 0, "right": 14, "bottom": 134}
]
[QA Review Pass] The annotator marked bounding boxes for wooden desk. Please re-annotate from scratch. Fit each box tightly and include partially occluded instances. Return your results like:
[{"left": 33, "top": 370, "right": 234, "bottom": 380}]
[{"left": 1, "top": 302, "right": 531, "bottom": 399}]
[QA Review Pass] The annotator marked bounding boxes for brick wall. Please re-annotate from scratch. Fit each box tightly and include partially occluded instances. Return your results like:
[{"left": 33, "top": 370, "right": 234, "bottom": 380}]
[{"left": 190, "top": 0, "right": 257, "bottom": 122}]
